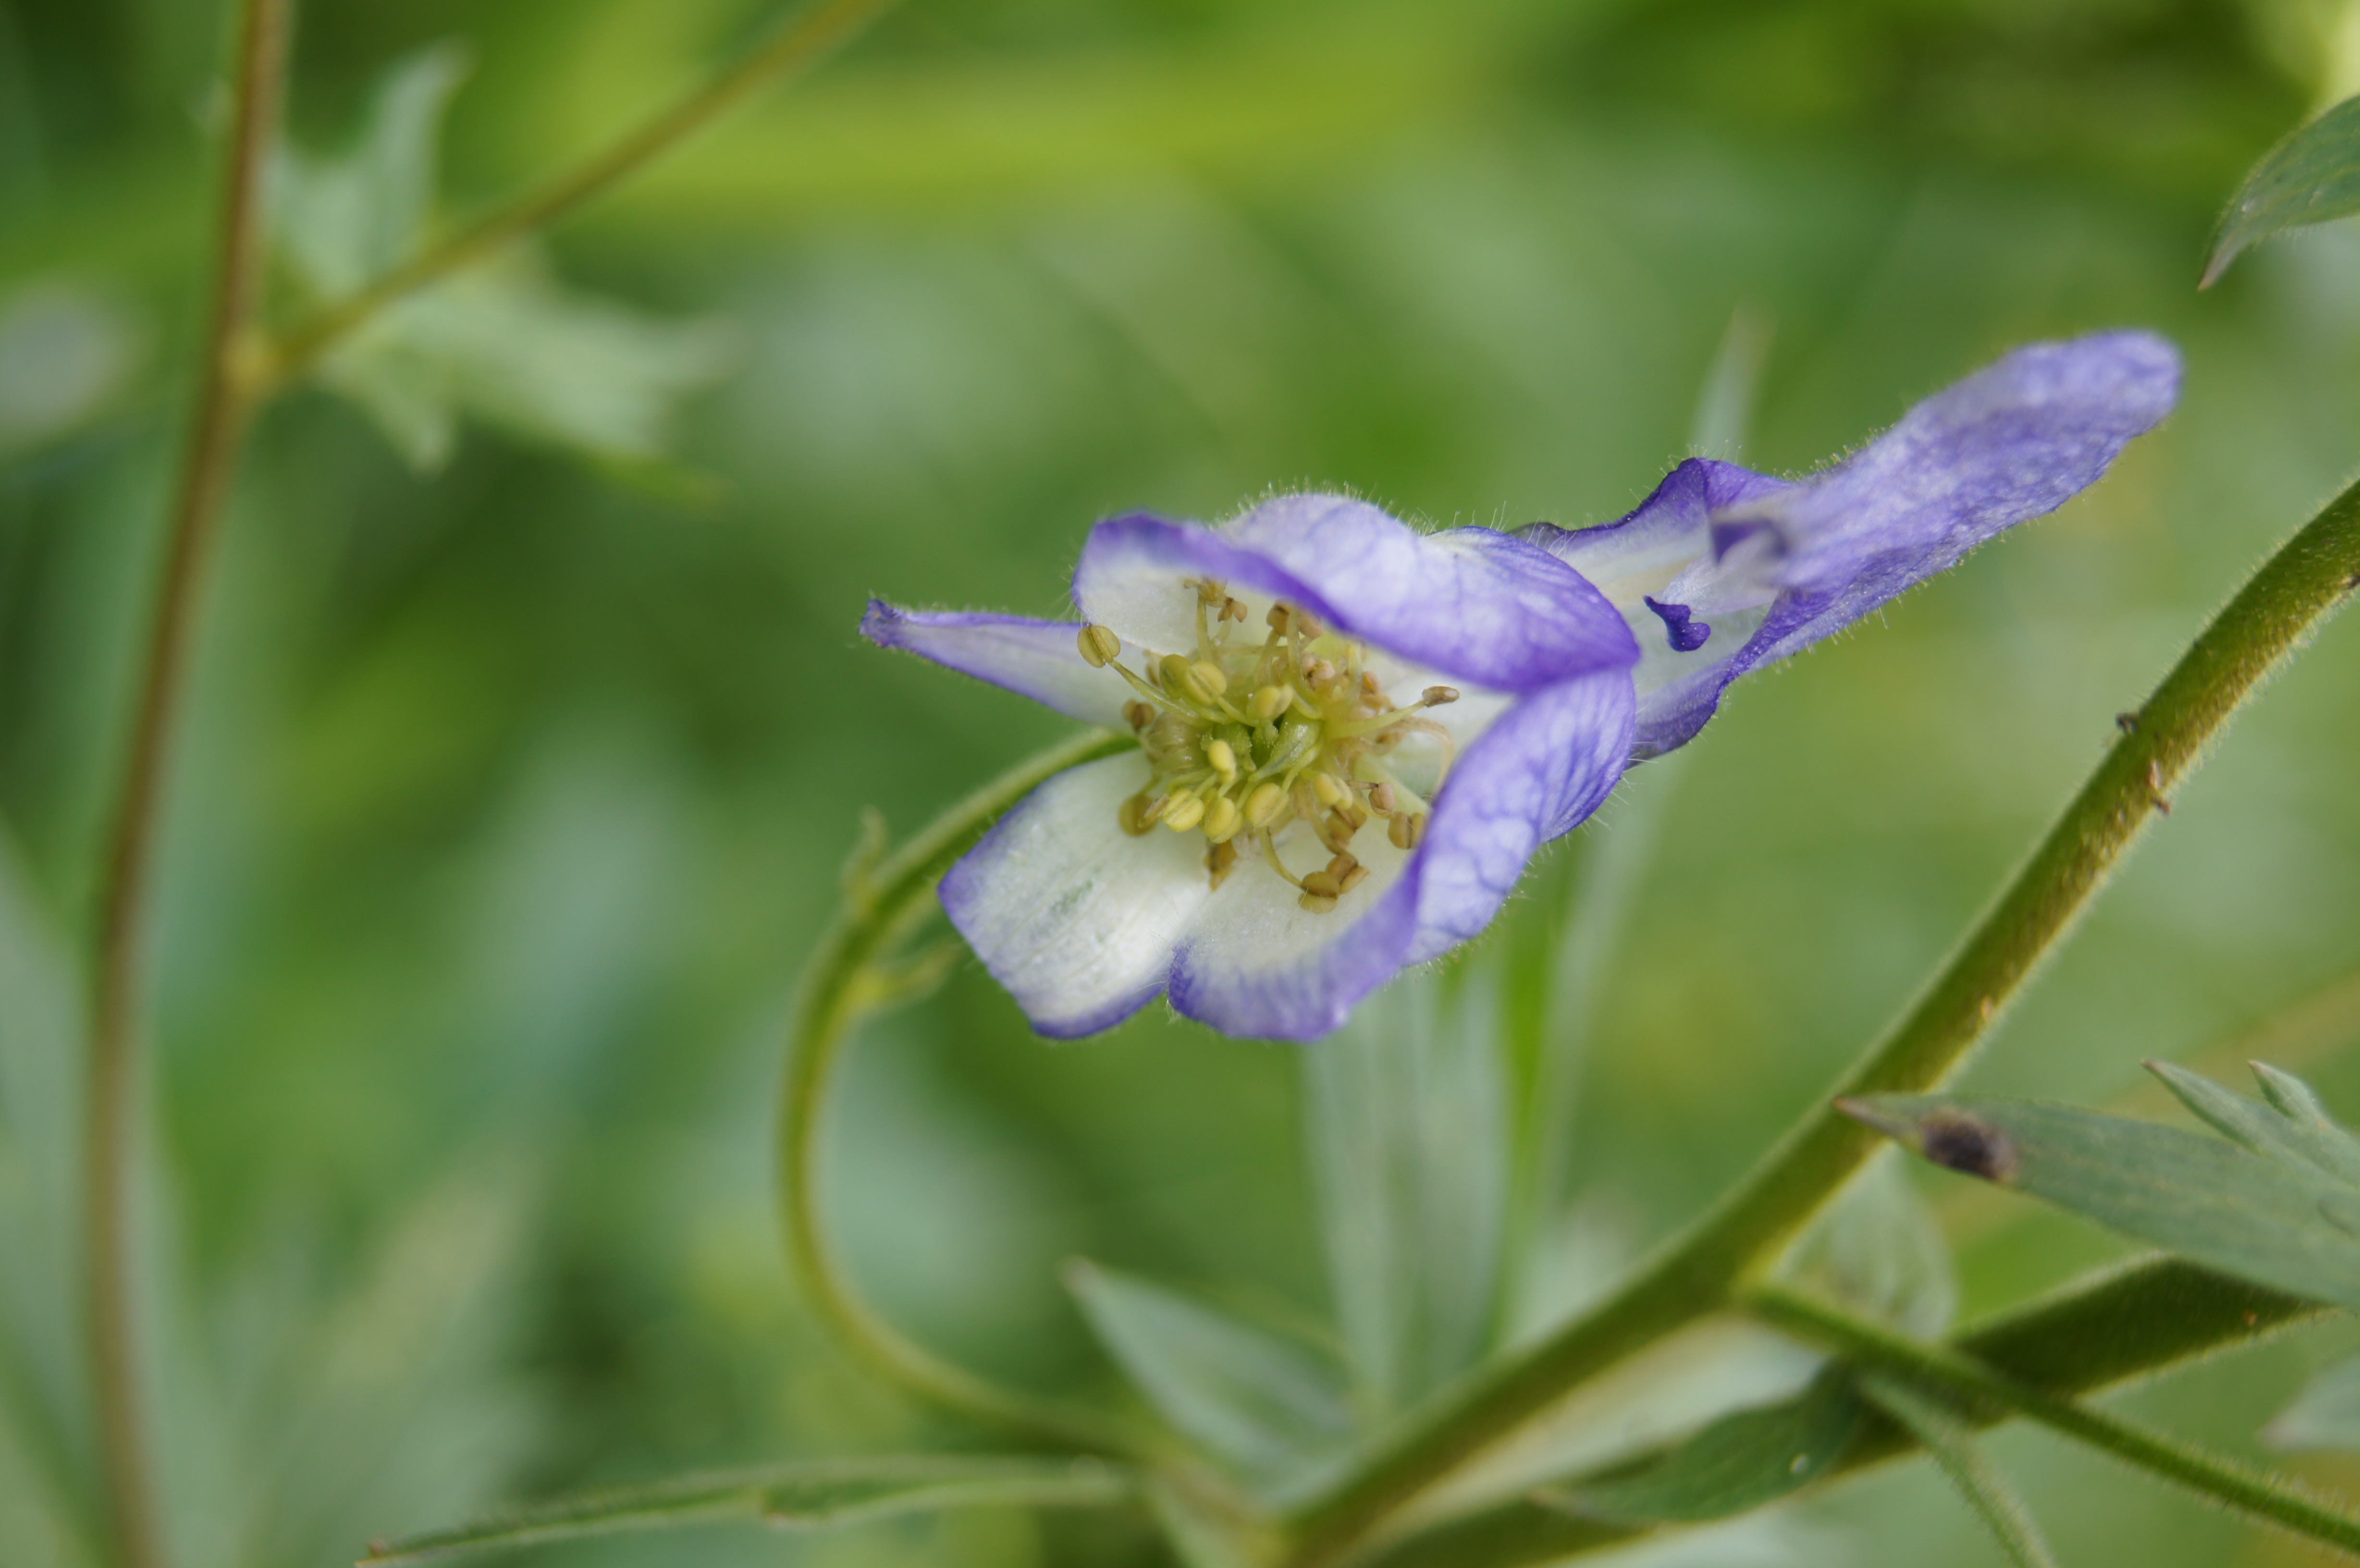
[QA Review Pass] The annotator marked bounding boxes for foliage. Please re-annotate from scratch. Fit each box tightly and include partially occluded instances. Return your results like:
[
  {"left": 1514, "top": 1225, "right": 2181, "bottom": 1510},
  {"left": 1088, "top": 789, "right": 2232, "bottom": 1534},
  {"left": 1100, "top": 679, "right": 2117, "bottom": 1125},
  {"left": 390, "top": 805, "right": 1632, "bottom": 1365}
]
[{"left": 7, "top": 1, "right": 2360, "bottom": 1568}]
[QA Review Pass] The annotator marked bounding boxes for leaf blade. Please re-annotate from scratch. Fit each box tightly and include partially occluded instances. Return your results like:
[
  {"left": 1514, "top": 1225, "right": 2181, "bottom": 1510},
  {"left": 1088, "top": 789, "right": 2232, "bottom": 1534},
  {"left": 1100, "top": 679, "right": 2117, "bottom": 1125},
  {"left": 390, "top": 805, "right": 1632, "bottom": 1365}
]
[
  {"left": 358, "top": 1456, "right": 1137, "bottom": 1562},
  {"left": 2206, "top": 95, "right": 2360, "bottom": 285},
  {"left": 1844, "top": 1090, "right": 2360, "bottom": 1310},
  {"left": 1065, "top": 1261, "right": 1351, "bottom": 1480},
  {"left": 1534, "top": 1370, "right": 1863, "bottom": 1525}
]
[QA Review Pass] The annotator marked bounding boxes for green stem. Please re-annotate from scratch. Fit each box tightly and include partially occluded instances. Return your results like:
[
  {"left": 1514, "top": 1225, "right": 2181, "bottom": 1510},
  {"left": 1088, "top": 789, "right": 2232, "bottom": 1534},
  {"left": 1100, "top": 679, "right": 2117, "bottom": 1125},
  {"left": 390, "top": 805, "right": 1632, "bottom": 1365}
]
[
  {"left": 257, "top": 0, "right": 896, "bottom": 390},
  {"left": 1281, "top": 478, "right": 2360, "bottom": 1567},
  {"left": 84, "top": 3, "right": 292, "bottom": 1566},
  {"left": 775, "top": 730, "right": 1142, "bottom": 1453},
  {"left": 1753, "top": 1286, "right": 2360, "bottom": 1559},
  {"left": 1860, "top": 1374, "right": 2060, "bottom": 1568}
]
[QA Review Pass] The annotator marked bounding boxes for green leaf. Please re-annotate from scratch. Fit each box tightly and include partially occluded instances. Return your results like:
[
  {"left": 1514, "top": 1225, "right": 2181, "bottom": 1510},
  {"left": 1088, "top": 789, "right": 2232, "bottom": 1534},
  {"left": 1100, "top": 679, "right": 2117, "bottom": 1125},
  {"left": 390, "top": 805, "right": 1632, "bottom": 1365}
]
[
  {"left": 359, "top": 1455, "right": 1138, "bottom": 1562},
  {"left": 2265, "top": 1353, "right": 2360, "bottom": 1452},
  {"left": 1776, "top": 1153, "right": 1956, "bottom": 1339},
  {"left": 2205, "top": 95, "right": 2360, "bottom": 285},
  {"left": 271, "top": 47, "right": 729, "bottom": 472},
  {"left": 1065, "top": 1260, "right": 1352, "bottom": 1481},
  {"left": 1307, "top": 970, "right": 1509, "bottom": 1420},
  {"left": 1534, "top": 1369, "right": 1863, "bottom": 1525},
  {"left": 1843, "top": 1065, "right": 2360, "bottom": 1310},
  {"left": 1860, "top": 1375, "right": 2060, "bottom": 1568}
]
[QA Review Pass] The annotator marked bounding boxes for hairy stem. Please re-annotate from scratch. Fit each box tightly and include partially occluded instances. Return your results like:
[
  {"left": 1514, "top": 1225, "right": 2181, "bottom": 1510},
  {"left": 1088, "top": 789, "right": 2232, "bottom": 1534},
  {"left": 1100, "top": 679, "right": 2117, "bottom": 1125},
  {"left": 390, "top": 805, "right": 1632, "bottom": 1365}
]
[
  {"left": 1753, "top": 1287, "right": 2360, "bottom": 1558},
  {"left": 1281, "top": 477, "right": 2360, "bottom": 1566},
  {"left": 259, "top": 0, "right": 896, "bottom": 388},
  {"left": 1860, "top": 1374, "right": 2060, "bottom": 1568},
  {"left": 84, "top": 3, "right": 292, "bottom": 1566},
  {"left": 776, "top": 731, "right": 1141, "bottom": 1453}
]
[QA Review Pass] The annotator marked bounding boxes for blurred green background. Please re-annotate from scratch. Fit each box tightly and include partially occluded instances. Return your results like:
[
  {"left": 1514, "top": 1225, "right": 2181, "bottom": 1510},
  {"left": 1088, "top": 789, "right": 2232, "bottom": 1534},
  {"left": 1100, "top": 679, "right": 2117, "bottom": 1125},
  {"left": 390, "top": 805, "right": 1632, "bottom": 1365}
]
[{"left": 4, "top": 0, "right": 2360, "bottom": 1563}]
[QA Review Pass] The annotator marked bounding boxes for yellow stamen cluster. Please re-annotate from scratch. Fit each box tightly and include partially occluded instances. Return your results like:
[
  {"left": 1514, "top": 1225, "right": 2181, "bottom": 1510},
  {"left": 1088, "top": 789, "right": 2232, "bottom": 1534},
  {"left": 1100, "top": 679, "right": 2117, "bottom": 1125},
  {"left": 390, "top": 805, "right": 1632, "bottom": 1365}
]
[{"left": 1085, "top": 580, "right": 1454, "bottom": 913}]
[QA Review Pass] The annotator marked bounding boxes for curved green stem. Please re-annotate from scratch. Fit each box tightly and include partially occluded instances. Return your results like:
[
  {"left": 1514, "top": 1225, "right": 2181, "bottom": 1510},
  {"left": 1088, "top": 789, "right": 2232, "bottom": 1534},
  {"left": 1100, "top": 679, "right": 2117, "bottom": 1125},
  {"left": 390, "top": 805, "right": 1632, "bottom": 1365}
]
[
  {"left": 1753, "top": 1287, "right": 2360, "bottom": 1559},
  {"left": 257, "top": 0, "right": 896, "bottom": 391},
  {"left": 776, "top": 730, "right": 1142, "bottom": 1454},
  {"left": 85, "top": 3, "right": 292, "bottom": 1566},
  {"left": 1280, "top": 478, "right": 2360, "bottom": 1566}
]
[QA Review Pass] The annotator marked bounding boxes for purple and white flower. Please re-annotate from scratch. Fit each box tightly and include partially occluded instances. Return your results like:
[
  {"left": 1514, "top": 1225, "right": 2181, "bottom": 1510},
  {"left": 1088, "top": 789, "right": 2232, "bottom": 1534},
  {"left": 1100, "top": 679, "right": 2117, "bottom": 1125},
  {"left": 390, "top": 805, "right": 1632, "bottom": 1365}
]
[
  {"left": 864, "top": 501, "right": 1639, "bottom": 1041},
  {"left": 861, "top": 330, "right": 2179, "bottom": 1042},
  {"left": 1524, "top": 330, "right": 2182, "bottom": 757}
]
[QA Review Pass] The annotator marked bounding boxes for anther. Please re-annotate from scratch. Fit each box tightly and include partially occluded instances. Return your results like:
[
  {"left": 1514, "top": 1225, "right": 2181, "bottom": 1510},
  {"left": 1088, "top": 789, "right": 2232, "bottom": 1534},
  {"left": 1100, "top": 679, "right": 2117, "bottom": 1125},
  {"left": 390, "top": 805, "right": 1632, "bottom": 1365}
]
[
  {"left": 1191, "top": 661, "right": 1229, "bottom": 698},
  {"left": 1162, "top": 793, "right": 1208, "bottom": 833},
  {"left": 1361, "top": 672, "right": 1382, "bottom": 701},
  {"left": 1223, "top": 597, "right": 1249, "bottom": 623},
  {"left": 1293, "top": 611, "right": 1327, "bottom": 640},
  {"left": 1369, "top": 782, "right": 1397, "bottom": 815},
  {"left": 1078, "top": 624, "right": 1122, "bottom": 667},
  {"left": 1302, "top": 870, "right": 1342, "bottom": 900},
  {"left": 1194, "top": 578, "right": 1228, "bottom": 606},
  {"left": 1326, "top": 853, "right": 1358, "bottom": 880},
  {"left": 1205, "top": 738, "right": 1238, "bottom": 781},
  {"left": 1422, "top": 686, "right": 1460, "bottom": 707},
  {"left": 1119, "top": 795, "right": 1156, "bottom": 836},
  {"left": 1298, "top": 892, "right": 1339, "bottom": 915},
  {"left": 1267, "top": 603, "right": 1292, "bottom": 632},
  {"left": 1331, "top": 795, "right": 1369, "bottom": 831},
  {"left": 1205, "top": 839, "right": 1240, "bottom": 890},
  {"left": 1249, "top": 685, "right": 1293, "bottom": 721},
  {"left": 1202, "top": 796, "right": 1242, "bottom": 842},
  {"left": 1305, "top": 658, "right": 1337, "bottom": 688},
  {"left": 1241, "top": 782, "right": 1286, "bottom": 830},
  {"left": 1339, "top": 864, "right": 1369, "bottom": 894},
  {"left": 1311, "top": 773, "right": 1348, "bottom": 808},
  {"left": 1123, "top": 700, "right": 1155, "bottom": 731},
  {"left": 1388, "top": 812, "right": 1428, "bottom": 851}
]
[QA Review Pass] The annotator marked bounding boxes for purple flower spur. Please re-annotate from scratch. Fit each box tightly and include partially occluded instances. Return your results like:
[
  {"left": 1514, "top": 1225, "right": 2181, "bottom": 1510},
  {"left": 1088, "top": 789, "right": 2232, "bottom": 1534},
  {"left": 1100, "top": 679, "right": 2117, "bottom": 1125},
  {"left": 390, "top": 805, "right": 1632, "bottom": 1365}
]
[
  {"left": 1525, "top": 330, "right": 2183, "bottom": 758},
  {"left": 861, "top": 330, "right": 2178, "bottom": 1041}
]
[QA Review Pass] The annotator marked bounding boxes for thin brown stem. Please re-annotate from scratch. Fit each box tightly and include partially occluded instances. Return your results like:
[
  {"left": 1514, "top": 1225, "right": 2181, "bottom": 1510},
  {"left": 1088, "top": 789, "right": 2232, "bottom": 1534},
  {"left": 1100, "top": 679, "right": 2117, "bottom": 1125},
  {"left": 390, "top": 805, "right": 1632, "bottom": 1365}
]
[
  {"left": 258, "top": 0, "right": 896, "bottom": 390},
  {"left": 85, "top": 2, "right": 292, "bottom": 1566}
]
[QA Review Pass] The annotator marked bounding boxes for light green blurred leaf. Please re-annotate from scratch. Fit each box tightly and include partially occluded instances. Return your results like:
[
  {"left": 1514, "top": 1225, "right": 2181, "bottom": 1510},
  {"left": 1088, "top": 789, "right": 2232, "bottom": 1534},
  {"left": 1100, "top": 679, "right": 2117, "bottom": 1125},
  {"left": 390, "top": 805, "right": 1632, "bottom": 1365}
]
[
  {"left": 1845, "top": 1065, "right": 2360, "bottom": 1310},
  {"left": 1776, "top": 1154, "right": 1956, "bottom": 1340},
  {"left": 1065, "top": 1260, "right": 1351, "bottom": 1482},
  {"left": 270, "top": 46, "right": 730, "bottom": 472},
  {"left": 359, "top": 1455, "right": 1137, "bottom": 1562},
  {"left": 1308, "top": 970, "right": 1509, "bottom": 1421},
  {"left": 1536, "top": 1370, "right": 1862, "bottom": 1525},
  {"left": 2204, "top": 95, "right": 2360, "bottom": 285},
  {"left": 0, "top": 826, "right": 97, "bottom": 1564},
  {"left": 2265, "top": 1353, "right": 2360, "bottom": 1452},
  {"left": 1860, "top": 1375, "right": 2059, "bottom": 1568}
]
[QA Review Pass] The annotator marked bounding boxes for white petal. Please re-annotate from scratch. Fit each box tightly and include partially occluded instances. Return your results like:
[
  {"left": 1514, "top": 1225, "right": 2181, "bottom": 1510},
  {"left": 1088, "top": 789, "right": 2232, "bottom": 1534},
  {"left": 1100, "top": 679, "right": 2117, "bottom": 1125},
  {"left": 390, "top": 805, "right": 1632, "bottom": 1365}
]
[{"left": 938, "top": 755, "right": 1211, "bottom": 1037}]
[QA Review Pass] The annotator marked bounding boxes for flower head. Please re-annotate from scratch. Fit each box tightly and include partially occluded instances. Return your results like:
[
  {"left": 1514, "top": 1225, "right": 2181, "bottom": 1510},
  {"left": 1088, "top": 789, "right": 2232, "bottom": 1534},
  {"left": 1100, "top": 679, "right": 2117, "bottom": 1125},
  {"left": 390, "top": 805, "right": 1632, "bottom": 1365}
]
[
  {"left": 1523, "top": 330, "right": 2182, "bottom": 756},
  {"left": 861, "top": 330, "right": 2180, "bottom": 1042},
  {"left": 863, "top": 497, "right": 1639, "bottom": 1041}
]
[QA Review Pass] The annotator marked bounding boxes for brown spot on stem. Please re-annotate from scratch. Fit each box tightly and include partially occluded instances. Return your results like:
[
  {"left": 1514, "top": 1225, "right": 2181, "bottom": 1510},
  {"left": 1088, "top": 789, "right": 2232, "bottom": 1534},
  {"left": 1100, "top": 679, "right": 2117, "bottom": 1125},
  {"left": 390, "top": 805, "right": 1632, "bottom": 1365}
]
[
  {"left": 2114, "top": 711, "right": 2139, "bottom": 734},
  {"left": 1920, "top": 1113, "right": 2017, "bottom": 1183},
  {"left": 2146, "top": 759, "right": 2172, "bottom": 816}
]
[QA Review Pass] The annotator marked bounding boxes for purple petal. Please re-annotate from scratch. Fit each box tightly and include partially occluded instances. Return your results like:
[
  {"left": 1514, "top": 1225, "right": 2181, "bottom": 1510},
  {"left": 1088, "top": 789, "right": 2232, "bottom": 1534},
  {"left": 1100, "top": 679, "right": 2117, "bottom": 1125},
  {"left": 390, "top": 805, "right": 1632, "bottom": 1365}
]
[
  {"left": 938, "top": 755, "right": 1211, "bottom": 1038},
  {"left": 861, "top": 601, "right": 1132, "bottom": 727},
  {"left": 1402, "top": 666, "right": 1635, "bottom": 962},
  {"left": 1757, "top": 331, "right": 2181, "bottom": 596},
  {"left": 1525, "top": 333, "right": 2180, "bottom": 756},
  {"left": 1074, "top": 497, "right": 1637, "bottom": 693},
  {"left": 1166, "top": 668, "right": 1635, "bottom": 1041}
]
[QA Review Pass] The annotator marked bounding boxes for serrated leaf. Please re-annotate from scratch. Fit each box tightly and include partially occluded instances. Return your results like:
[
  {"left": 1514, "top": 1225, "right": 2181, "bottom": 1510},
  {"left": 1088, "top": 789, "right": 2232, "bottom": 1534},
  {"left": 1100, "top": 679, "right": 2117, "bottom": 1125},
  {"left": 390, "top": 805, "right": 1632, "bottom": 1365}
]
[
  {"left": 2265, "top": 1353, "right": 2360, "bottom": 1452},
  {"left": 271, "top": 46, "right": 729, "bottom": 472},
  {"left": 360, "top": 1456, "right": 1137, "bottom": 1562},
  {"left": 2205, "top": 95, "right": 2360, "bottom": 285},
  {"left": 1776, "top": 1153, "right": 1956, "bottom": 1339},
  {"left": 1307, "top": 970, "right": 1509, "bottom": 1421},
  {"left": 1066, "top": 1261, "right": 1351, "bottom": 1482},
  {"left": 1535, "top": 1370, "right": 1862, "bottom": 1525},
  {"left": 1844, "top": 1065, "right": 2360, "bottom": 1310}
]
